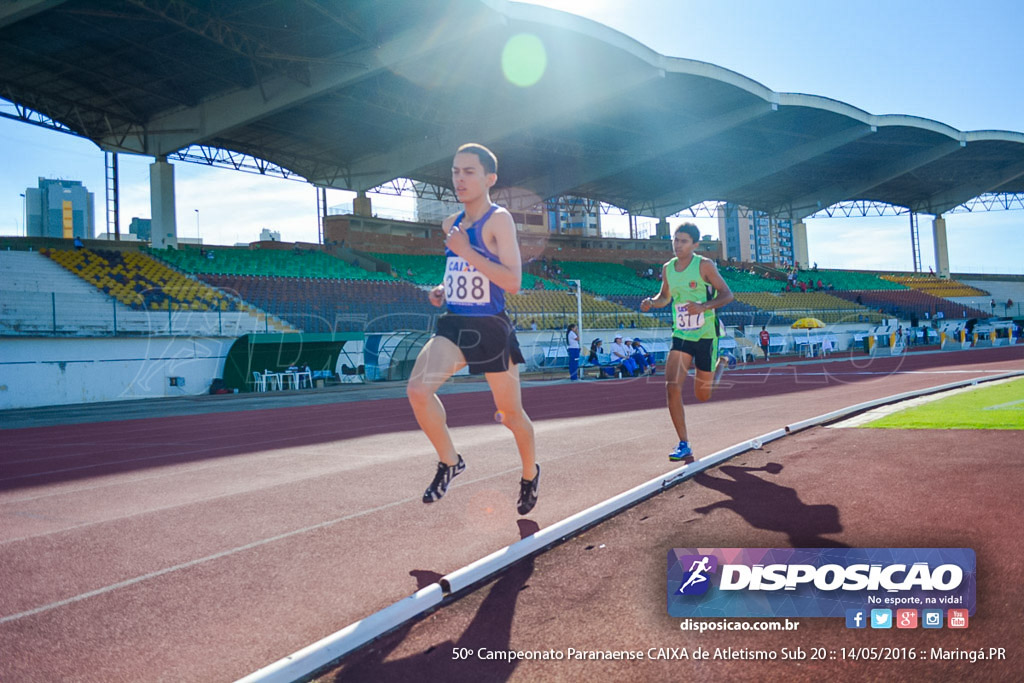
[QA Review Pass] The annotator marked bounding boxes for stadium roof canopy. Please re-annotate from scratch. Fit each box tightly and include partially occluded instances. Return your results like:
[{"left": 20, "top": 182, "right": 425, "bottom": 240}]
[{"left": 3, "top": 0, "right": 1024, "bottom": 220}]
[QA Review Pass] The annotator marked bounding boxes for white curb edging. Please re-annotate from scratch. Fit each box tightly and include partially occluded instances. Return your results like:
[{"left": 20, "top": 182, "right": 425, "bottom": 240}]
[
  {"left": 234, "top": 584, "right": 444, "bottom": 683},
  {"left": 238, "top": 369, "right": 1023, "bottom": 682}
]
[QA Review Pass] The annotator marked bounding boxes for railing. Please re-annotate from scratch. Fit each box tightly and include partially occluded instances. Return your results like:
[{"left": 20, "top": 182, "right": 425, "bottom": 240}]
[{"left": 0, "top": 290, "right": 284, "bottom": 337}]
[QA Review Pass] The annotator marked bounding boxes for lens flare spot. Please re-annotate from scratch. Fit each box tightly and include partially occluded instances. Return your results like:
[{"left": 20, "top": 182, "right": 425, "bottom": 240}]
[
  {"left": 501, "top": 33, "right": 547, "bottom": 87},
  {"left": 494, "top": 410, "right": 506, "bottom": 424}
]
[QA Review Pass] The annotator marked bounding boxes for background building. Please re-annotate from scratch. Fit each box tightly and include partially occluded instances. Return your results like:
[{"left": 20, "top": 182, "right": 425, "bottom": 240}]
[
  {"left": 24, "top": 178, "right": 94, "bottom": 239},
  {"left": 546, "top": 196, "right": 601, "bottom": 236},
  {"left": 718, "top": 203, "right": 794, "bottom": 266}
]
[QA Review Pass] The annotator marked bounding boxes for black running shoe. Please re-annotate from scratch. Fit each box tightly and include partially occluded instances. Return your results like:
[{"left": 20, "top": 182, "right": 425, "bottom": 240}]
[
  {"left": 516, "top": 464, "right": 540, "bottom": 515},
  {"left": 422, "top": 455, "right": 465, "bottom": 503}
]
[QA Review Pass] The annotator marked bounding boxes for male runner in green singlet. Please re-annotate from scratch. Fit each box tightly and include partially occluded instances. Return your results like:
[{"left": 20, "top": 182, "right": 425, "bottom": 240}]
[{"left": 640, "top": 223, "right": 734, "bottom": 461}]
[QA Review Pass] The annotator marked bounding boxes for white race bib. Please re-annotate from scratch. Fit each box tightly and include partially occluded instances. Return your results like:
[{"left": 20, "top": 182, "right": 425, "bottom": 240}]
[
  {"left": 675, "top": 303, "right": 704, "bottom": 330},
  {"left": 444, "top": 257, "right": 491, "bottom": 305}
]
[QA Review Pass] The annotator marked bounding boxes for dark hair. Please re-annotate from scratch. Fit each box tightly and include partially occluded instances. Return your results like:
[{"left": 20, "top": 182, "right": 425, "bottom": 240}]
[
  {"left": 565, "top": 323, "right": 576, "bottom": 345},
  {"left": 674, "top": 222, "right": 700, "bottom": 243},
  {"left": 455, "top": 143, "right": 497, "bottom": 174}
]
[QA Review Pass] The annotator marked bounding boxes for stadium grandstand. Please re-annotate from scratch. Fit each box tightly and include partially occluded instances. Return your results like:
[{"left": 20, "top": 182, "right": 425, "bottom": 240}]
[
  {"left": 0, "top": 247, "right": 293, "bottom": 337},
  {"left": 1, "top": 0, "right": 1022, "bottom": 414}
]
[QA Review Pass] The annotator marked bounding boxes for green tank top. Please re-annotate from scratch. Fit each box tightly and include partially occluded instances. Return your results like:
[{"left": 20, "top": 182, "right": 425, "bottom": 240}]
[{"left": 665, "top": 255, "right": 717, "bottom": 340}]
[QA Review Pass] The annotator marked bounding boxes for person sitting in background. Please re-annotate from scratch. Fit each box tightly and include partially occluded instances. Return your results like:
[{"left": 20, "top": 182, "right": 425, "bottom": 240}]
[
  {"left": 609, "top": 335, "right": 638, "bottom": 377},
  {"left": 631, "top": 338, "right": 655, "bottom": 375},
  {"left": 587, "top": 338, "right": 603, "bottom": 365}
]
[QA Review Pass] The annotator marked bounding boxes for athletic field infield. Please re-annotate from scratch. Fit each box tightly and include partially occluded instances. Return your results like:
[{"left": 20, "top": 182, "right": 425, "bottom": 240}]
[{"left": 862, "top": 376, "right": 1024, "bottom": 430}]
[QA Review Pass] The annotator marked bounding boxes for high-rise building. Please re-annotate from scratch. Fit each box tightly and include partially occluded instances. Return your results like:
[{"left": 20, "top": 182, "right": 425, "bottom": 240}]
[
  {"left": 24, "top": 178, "right": 95, "bottom": 239},
  {"left": 718, "top": 203, "right": 793, "bottom": 267},
  {"left": 546, "top": 196, "right": 601, "bottom": 236}
]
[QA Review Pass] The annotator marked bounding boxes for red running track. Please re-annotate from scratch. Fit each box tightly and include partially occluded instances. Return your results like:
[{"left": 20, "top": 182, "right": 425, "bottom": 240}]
[{"left": 0, "top": 346, "right": 1021, "bottom": 681}]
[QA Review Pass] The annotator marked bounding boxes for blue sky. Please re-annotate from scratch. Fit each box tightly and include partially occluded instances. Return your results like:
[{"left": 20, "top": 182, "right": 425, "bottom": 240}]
[{"left": 2, "top": 0, "right": 1022, "bottom": 273}]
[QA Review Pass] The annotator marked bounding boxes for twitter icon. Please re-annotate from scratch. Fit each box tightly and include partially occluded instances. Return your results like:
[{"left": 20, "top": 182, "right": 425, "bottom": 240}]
[{"left": 870, "top": 609, "right": 892, "bottom": 629}]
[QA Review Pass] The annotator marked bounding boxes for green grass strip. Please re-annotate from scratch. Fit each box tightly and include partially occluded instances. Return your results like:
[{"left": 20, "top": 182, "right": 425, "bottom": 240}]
[{"left": 862, "top": 377, "right": 1024, "bottom": 430}]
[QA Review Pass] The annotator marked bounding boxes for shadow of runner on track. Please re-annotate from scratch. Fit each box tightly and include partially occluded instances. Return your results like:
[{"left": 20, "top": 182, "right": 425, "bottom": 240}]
[
  {"left": 332, "top": 519, "right": 540, "bottom": 683},
  {"left": 693, "top": 463, "right": 849, "bottom": 548}
]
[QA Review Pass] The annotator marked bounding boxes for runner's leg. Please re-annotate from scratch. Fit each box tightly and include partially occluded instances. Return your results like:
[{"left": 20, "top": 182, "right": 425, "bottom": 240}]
[
  {"left": 407, "top": 336, "right": 466, "bottom": 466},
  {"left": 485, "top": 363, "right": 536, "bottom": 480},
  {"left": 665, "top": 349, "right": 693, "bottom": 442}
]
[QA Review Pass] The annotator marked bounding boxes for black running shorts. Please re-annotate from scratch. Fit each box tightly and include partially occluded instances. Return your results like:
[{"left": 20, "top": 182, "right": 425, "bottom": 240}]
[
  {"left": 435, "top": 312, "right": 525, "bottom": 375},
  {"left": 670, "top": 336, "right": 717, "bottom": 372}
]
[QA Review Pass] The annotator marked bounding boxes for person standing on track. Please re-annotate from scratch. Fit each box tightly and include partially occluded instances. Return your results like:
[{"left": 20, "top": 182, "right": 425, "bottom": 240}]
[
  {"left": 406, "top": 143, "right": 540, "bottom": 515},
  {"left": 759, "top": 325, "right": 771, "bottom": 362},
  {"left": 640, "top": 223, "right": 734, "bottom": 461},
  {"left": 566, "top": 322, "right": 581, "bottom": 381}
]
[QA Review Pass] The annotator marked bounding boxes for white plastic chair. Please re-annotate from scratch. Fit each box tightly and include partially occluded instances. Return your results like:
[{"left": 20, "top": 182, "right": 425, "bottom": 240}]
[
  {"left": 263, "top": 370, "right": 282, "bottom": 390},
  {"left": 252, "top": 371, "right": 267, "bottom": 392}
]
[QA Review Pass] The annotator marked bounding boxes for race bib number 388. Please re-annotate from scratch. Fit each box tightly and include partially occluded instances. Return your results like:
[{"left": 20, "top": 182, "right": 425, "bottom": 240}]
[
  {"left": 445, "top": 257, "right": 491, "bottom": 305},
  {"left": 675, "top": 303, "right": 704, "bottom": 330}
]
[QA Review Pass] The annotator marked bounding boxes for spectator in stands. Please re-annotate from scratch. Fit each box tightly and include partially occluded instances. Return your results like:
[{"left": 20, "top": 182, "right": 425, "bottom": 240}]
[
  {"left": 813, "top": 262, "right": 818, "bottom": 271},
  {"left": 816, "top": 278, "right": 824, "bottom": 290},
  {"left": 406, "top": 143, "right": 538, "bottom": 515},
  {"left": 629, "top": 319, "right": 637, "bottom": 329},
  {"left": 566, "top": 323, "right": 580, "bottom": 381},
  {"left": 609, "top": 334, "right": 638, "bottom": 377},
  {"left": 1006, "top": 298, "right": 1014, "bottom": 314},
  {"left": 73, "top": 236, "right": 83, "bottom": 250},
  {"left": 639, "top": 222, "right": 735, "bottom": 462},
  {"left": 530, "top": 319, "right": 538, "bottom": 330},
  {"left": 990, "top": 299, "right": 996, "bottom": 315},
  {"left": 799, "top": 280, "right": 808, "bottom": 293},
  {"left": 759, "top": 326, "right": 771, "bottom": 361}
]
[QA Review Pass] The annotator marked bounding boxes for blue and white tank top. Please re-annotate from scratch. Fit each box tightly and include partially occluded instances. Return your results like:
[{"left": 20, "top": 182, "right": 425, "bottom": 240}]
[{"left": 444, "top": 204, "right": 505, "bottom": 316}]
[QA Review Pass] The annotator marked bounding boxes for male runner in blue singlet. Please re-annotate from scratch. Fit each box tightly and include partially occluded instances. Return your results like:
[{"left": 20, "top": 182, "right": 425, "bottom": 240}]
[{"left": 407, "top": 144, "right": 539, "bottom": 515}]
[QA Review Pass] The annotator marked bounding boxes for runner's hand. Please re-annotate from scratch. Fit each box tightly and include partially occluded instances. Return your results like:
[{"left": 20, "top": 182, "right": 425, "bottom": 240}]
[
  {"left": 640, "top": 297, "right": 653, "bottom": 312},
  {"left": 683, "top": 301, "right": 706, "bottom": 315},
  {"left": 429, "top": 285, "right": 445, "bottom": 307},
  {"left": 445, "top": 225, "right": 471, "bottom": 258}
]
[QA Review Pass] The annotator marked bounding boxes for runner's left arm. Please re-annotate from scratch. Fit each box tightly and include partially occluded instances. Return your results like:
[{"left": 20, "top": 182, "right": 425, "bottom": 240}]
[{"left": 683, "top": 260, "right": 734, "bottom": 315}]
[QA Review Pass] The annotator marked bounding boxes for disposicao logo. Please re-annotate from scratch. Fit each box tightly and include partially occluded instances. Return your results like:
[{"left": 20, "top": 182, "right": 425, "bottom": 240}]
[
  {"left": 675, "top": 555, "right": 718, "bottom": 596},
  {"left": 667, "top": 548, "right": 975, "bottom": 619}
]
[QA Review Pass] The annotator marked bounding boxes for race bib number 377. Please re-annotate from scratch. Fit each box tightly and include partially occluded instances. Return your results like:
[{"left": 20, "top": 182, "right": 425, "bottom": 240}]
[
  {"left": 445, "top": 257, "right": 491, "bottom": 305},
  {"left": 675, "top": 303, "right": 704, "bottom": 330}
]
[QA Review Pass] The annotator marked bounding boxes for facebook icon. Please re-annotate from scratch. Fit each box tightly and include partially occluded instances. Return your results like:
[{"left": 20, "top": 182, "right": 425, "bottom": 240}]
[{"left": 846, "top": 609, "right": 867, "bottom": 629}]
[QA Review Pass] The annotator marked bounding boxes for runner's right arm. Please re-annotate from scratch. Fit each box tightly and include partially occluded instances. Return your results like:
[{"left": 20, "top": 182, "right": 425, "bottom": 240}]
[
  {"left": 429, "top": 215, "right": 457, "bottom": 306},
  {"left": 639, "top": 264, "right": 672, "bottom": 311}
]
